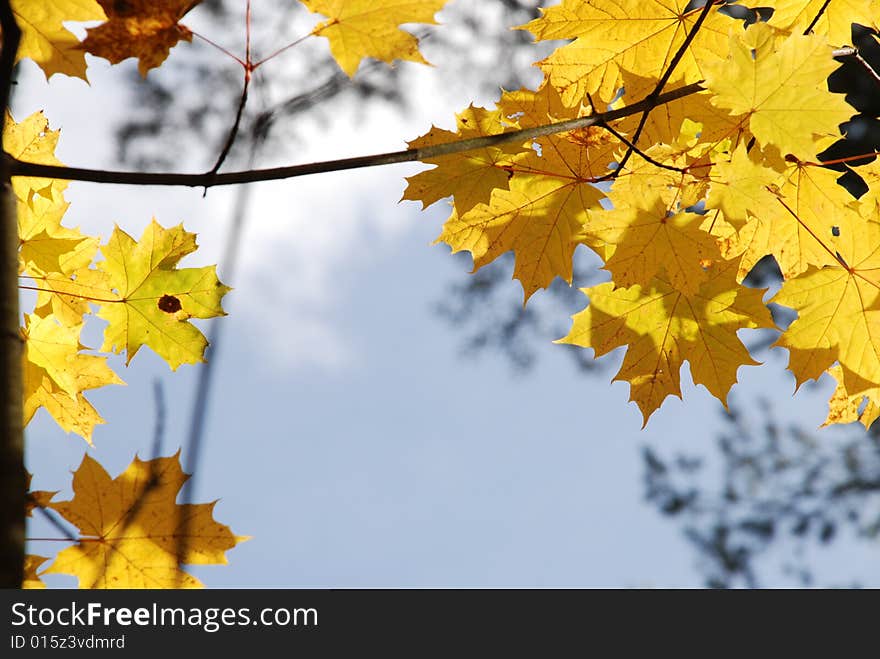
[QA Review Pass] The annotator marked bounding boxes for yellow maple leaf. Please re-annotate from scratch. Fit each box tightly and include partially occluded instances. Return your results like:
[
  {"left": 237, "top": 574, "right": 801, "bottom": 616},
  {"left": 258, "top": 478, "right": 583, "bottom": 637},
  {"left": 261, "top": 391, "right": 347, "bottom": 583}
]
[
  {"left": 95, "top": 219, "right": 230, "bottom": 370},
  {"left": 26, "top": 471, "right": 58, "bottom": 518},
  {"left": 704, "top": 22, "right": 853, "bottom": 161},
  {"left": 850, "top": 155, "right": 880, "bottom": 207},
  {"left": 402, "top": 104, "right": 524, "bottom": 215},
  {"left": 20, "top": 229, "right": 99, "bottom": 281},
  {"left": 23, "top": 555, "right": 50, "bottom": 589},
  {"left": 430, "top": 84, "right": 617, "bottom": 300},
  {"left": 11, "top": 0, "right": 106, "bottom": 80},
  {"left": 767, "top": 0, "right": 877, "bottom": 46},
  {"left": 22, "top": 314, "right": 123, "bottom": 443},
  {"left": 23, "top": 314, "right": 121, "bottom": 402},
  {"left": 436, "top": 175, "right": 601, "bottom": 301},
  {"left": 302, "top": 0, "right": 446, "bottom": 77},
  {"left": 616, "top": 72, "right": 736, "bottom": 149},
  {"left": 713, "top": 152, "right": 855, "bottom": 281},
  {"left": 604, "top": 138, "right": 712, "bottom": 211},
  {"left": 33, "top": 267, "right": 110, "bottom": 327},
  {"left": 558, "top": 261, "right": 775, "bottom": 424},
  {"left": 22, "top": 372, "right": 108, "bottom": 442},
  {"left": 522, "top": 0, "right": 734, "bottom": 105},
  {"left": 823, "top": 364, "right": 880, "bottom": 429},
  {"left": 584, "top": 188, "right": 721, "bottom": 295},
  {"left": 4, "top": 110, "right": 68, "bottom": 204},
  {"left": 44, "top": 452, "right": 247, "bottom": 588},
  {"left": 82, "top": 0, "right": 200, "bottom": 76},
  {"left": 706, "top": 144, "right": 780, "bottom": 229},
  {"left": 5, "top": 111, "right": 98, "bottom": 278},
  {"left": 497, "top": 83, "right": 620, "bottom": 182},
  {"left": 772, "top": 204, "right": 880, "bottom": 393}
]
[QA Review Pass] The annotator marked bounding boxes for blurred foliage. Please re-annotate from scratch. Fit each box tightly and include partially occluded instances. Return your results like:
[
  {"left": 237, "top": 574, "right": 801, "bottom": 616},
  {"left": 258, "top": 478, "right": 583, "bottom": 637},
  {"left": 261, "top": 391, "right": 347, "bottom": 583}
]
[{"left": 115, "top": 0, "right": 550, "bottom": 170}]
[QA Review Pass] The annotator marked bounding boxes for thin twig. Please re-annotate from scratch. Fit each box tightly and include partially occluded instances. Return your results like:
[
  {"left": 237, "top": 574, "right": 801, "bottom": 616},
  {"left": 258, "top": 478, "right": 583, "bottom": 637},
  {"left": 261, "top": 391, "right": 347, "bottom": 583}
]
[
  {"left": 203, "top": 1, "right": 253, "bottom": 190},
  {"left": 597, "top": 120, "right": 687, "bottom": 173},
  {"left": 252, "top": 33, "right": 312, "bottom": 69},
  {"left": 205, "top": 71, "right": 250, "bottom": 181},
  {"left": 803, "top": 0, "right": 833, "bottom": 36},
  {"left": 853, "top": 51, "right": 880, "bottom": 87},
  {"left": 608, "top": 0, "right": 718, "bottom": 179},
  {"left": 191, "top": 31, "right": 246, "bottom": 68},
  {"left": 151, "top": 379, "right": 166, "bottom": 461}
]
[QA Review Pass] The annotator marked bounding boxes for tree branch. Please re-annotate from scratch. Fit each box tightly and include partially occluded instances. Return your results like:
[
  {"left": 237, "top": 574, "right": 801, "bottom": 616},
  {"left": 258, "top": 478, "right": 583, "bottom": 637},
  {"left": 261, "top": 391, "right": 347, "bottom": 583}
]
[{"left": 5, "top": 83, "right": 706, "bottom": 188}]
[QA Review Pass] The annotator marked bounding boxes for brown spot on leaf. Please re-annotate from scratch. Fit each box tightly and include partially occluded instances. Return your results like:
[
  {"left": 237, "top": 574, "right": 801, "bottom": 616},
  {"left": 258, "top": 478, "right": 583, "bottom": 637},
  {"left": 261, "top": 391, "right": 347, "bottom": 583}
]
[{"left": 158, "top": 295, "right": 182, "bottom": 313}]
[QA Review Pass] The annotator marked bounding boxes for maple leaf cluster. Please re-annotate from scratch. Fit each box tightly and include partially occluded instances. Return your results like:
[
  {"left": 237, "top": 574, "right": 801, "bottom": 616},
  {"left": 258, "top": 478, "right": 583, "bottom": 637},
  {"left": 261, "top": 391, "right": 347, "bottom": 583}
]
[
  {"left": 10, "top": 109, "right": 239, "bottom": 588},
  {"left": 11, "top": 111, "right": 230, "bottom": 441},
  {"left": 403, "top": 0, "right": 880, "bottom": 427},
  {"left": 9, "top": 0, "right": 447, "bottom": 589},
  {"left": 9, "top": 0, "right": 880, "bottom": 588}
]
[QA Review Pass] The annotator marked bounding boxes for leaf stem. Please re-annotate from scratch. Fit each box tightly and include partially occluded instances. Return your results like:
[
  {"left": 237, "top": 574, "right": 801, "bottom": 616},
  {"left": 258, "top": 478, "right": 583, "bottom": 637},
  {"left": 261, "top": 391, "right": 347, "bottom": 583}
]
[
  {"left": 16, "top": 284, "right": 120, "bottom": 305},
  {"left": 251, "top": 33, "right": 312, "bottom": 70},
  {"left": 190, "top": 31, "right": 247, "bottom": 69}
]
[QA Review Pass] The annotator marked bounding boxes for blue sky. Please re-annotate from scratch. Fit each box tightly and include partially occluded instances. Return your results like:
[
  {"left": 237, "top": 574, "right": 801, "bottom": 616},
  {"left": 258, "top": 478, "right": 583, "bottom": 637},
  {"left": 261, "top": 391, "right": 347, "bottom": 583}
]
[{"left": 18, "top": 7, "right": 880, "bottom": 588}]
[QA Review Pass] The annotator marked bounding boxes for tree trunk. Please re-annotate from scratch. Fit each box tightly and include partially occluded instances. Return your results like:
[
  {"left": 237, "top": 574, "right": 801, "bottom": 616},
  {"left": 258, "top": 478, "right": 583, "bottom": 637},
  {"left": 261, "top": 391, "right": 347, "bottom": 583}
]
[{"left": 0, "top": 0, "right": 24, "bottom": 589}]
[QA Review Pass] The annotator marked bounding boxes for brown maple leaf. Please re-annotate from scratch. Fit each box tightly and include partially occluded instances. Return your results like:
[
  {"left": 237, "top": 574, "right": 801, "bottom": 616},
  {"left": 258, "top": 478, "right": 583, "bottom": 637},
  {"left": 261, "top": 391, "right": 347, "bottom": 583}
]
[{"left": 82, "top": 0, "right": 202, "bottom": 76}]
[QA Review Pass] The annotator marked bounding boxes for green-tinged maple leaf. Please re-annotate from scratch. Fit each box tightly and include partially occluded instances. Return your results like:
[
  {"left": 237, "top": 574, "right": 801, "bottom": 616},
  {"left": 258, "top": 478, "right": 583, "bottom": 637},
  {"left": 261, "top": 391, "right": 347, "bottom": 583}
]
[
  {"left": 45, "top": 453, "right": 248, "bottom": 589},
  {"left": 558, "top": 261, "right": 775, "bottom": 424},
  {"left": 12, "top": 0, "right": 106, "bottom": 80},
  {"left": 583, "top": 188, "right": 721, "bottom": 295},
  {"left": 402, "top": 104, "right": 524, "bottom": 215},
  {"left": 82, "top": 0, "right": 201, "bottom": 76},
  {"left": 95, "top": 219, "right": 230, "bottom": 370},
  {"left": 772, "top": 204, "right": 880, "bottom": 394},
  {"left": 704, "top": 22, "right": 852, "bottom": 161},
  {"left": 522, "top": 0, "right": 733, "bottom": 105},
  {"left": 302, "top": 0, "right": 446, "bottom": 77},
  {"left": 22, "top": 314, "right": 123, "bottom": 444}
]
